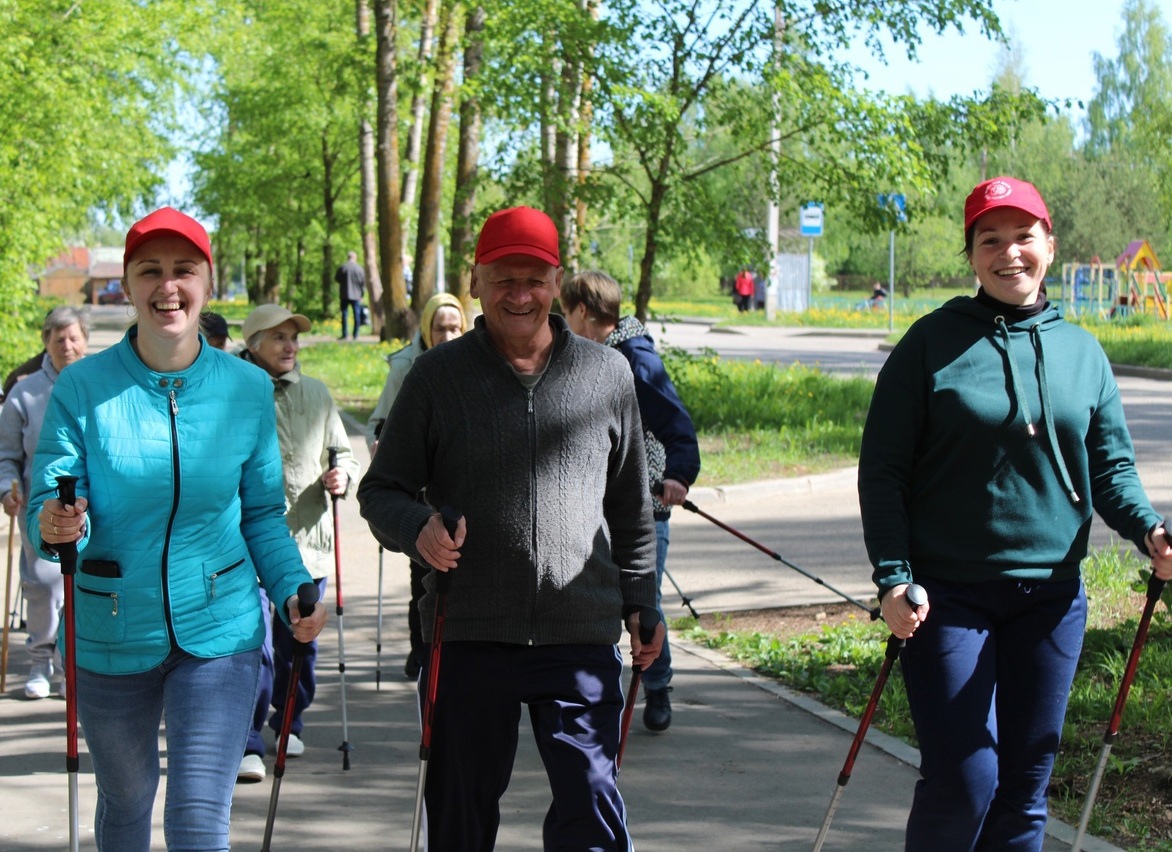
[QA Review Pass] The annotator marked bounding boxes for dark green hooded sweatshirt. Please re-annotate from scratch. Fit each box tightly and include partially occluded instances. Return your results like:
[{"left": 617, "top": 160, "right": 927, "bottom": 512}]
[{"left": 858, "top": 295, "right": 1160, "bottom": 596}]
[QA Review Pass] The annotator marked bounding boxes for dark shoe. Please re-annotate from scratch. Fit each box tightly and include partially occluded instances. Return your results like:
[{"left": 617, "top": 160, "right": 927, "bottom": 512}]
[
  {"left": 643, "top": 686, "right": 672, "bottom": 732},
  {"left": 404, "top": 650, "right": 422, "bottom": 681}
]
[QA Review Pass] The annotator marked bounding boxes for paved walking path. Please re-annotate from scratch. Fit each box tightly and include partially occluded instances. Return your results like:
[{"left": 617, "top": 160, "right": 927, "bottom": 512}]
[{"left": 0, "top": 314, "right": 1132, "bottom": 850}]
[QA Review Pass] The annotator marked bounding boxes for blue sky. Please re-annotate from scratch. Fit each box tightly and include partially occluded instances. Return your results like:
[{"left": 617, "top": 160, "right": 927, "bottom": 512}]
[{"left": 850, "top": 0, "right": 1172, "bottom": 123}]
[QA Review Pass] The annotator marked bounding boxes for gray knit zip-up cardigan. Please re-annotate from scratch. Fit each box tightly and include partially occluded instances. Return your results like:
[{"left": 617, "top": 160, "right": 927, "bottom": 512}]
[{"left": 358, "top": 313, "right": 657, "bottom": 646}]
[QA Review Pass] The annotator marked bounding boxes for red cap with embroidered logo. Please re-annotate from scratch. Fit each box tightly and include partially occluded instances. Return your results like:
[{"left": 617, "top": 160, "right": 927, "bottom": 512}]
[
  {"left": 474, "top": 206, "right": 560, "bottom": 266},
  {"left": 124, "top": 207, "right": 214, "bottom": 270},
  {"left": 963, "top": 177, "right": 1052, "bottom": 232}
]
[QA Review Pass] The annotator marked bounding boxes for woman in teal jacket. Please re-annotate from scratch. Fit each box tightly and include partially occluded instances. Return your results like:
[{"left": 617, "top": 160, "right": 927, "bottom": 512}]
[
  {"left": 858, "top": 177, "right": 1172, "bottom": 851},
  {"left": 29, "top": 207, "right": 327, "bottom": 851}
]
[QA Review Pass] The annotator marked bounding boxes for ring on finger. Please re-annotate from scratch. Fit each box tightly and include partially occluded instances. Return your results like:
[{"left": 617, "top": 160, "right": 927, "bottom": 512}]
[{"left": 52, "top": 523, "right": 58, "bottom": 535}]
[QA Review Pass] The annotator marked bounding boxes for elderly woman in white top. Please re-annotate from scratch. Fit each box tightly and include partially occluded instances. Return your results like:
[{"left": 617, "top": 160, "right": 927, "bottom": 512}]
[{"left": 0, "top": 306, "right": 89, "bottom": 698}]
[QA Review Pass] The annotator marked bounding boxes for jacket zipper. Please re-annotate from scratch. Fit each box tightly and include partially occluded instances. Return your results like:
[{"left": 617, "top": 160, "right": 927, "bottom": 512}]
[
  {"left": 527, "top": 387, "right": 539, "bottom": 645},
  {"left": 161, "top": 389, "right": 181, "bottom": 648},
  {"left": 77, "top": 586, "right": 119, "bottom": 616},
  {"left": 210, "top": 558, "right": 246, "bottom": 599}
]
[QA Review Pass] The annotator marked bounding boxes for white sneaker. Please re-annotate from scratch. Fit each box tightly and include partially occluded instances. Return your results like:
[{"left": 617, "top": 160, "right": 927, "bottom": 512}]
[
  {"left": 24, "top": 663, "right": 51, "bottom": 700},
  {"left": 285, "top": 732, "right": 305, "bottom": 757},
  {"left": 237, "top": 753, "right": 266, "bottom": 783}
]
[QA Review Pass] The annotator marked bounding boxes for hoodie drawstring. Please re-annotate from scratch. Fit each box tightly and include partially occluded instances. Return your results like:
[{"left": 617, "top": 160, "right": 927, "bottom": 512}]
[{"left": 996, "top": 317, "right": 1080, "bottom": 505}]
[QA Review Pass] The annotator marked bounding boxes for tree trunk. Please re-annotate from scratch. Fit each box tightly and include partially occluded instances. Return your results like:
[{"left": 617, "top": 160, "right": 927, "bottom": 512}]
[
  {"left": 573, "top": 0, "right": 598, "bottom": 264},
  {"left": 446, "top": 4, "right": 485, "bottom": 307},
  {"left": 402, "top": 0, "right": 438, "bottom": 209},
  {"left": 263, "top": 254, "right": 281, "bottom": 305},
  {"left": 358, "top": 0, "right": 385, "bottom": 337},
  {"left": 634, "top": 180, "right": 669, "bottom": 322},
  {"left": 375, "top": 0, "right": 412, "bottom": 340},
  {"left": 539, "top": 41, "right": 559, "bottom": 217},
  {"left": 411, "top": 0, "right": 460, "bottom": 312},
  {"left": 321, "top": 131, "right": 337, "bottom": 318},
  {"left": 553, "top": 51, "right": 583, "bottom": 266}
]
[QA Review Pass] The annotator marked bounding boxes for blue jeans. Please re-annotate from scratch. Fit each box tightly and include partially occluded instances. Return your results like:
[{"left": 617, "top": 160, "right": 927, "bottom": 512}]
[
  {"left": 902, "top": 576, "right": 1086, "bottom": 852},
  {"left": 340, "top": 298, "right": 361, "bottom": 339},
  {"left": 641, "top": 518, "right": 673, "bottom": 691},
  {"left": 77, "top": 647, "right": 262, "bottom": 852}
]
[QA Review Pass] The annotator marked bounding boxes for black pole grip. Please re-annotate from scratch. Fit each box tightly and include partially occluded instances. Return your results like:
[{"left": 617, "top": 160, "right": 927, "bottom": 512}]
[
  {"left": 436, "top": 507, "right": 462, "bottom": 595},
  {"left": 56, "top": 475, "right": 78, "bottom": 508},
  {"left": 328, "top": 447, "right": 339, "bottom": 470},
  {"left": 905, "top": 583, "right": 928, "bottom": 609},
  {"left": 296, "top": 582, "right": 319, "bottom": 618},
  {"left": 55, "top": 476, "right": 80, "bottom": 573}
]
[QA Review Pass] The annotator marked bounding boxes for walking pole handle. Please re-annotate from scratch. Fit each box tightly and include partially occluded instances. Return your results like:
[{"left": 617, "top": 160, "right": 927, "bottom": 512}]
[
  {"left": 328, "top": 446, "right": 339, "bottom": 471},
  {"left": 296, "top": 581, "right": 319, "bottom": 619},
  {"left": 436, "top": 507, "right": 461, "bottom": 595},
  {"left": 904, "top": 583, "right": 927, "bottom": 610},
  {"left": 55, "top": 476, "right": 80, "bottom": 567}
]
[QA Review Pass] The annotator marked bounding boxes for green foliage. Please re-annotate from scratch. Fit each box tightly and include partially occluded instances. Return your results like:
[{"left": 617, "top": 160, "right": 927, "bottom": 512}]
[
  {"left": 0, "top": 0, "right": 189, "bottom": 317},
  {"left": 191, "top": 0, "right": 370, "bottom": 312}
]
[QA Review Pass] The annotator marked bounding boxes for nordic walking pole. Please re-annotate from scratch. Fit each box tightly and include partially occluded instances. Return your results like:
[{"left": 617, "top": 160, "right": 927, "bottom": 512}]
[
  {"left": 650, "top": 483, "right": 699, "bottom": 617},
  {"left": 263, "top": 582, "right": 321, "bottom": 852},
  {"left": 376, "top": 545, "right": 384, "bottom": 690},
  {"left": 1072, "top": 562, "right": 1169, "bottom": 851},
  {"left": 55, "top": 474, "right": 81, "bottom": 852},
  {"left": 2, "top": 479, "right": 18, "bottom": 692},
  {"left": 410, "top": 507, "right": 461, "bottom": 852},
  {"left": 678, "top": 497, "right": 880, "bottom": 619},
  {"left": 617, "top": 607, "right": 662, "bottom": 771},
  {"left": 812, "top": 583, "right": 927, "bottom": 852},
  {"left": 327, "top": 446, "right": 352, "bottom": 769},
  {"left": 662, "top": 565, "right": 698, "bottom": 619}
]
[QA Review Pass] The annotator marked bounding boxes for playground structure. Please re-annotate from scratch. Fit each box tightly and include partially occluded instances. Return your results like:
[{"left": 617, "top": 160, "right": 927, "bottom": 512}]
[{"left": 1059, "top": 240, "right": 1172, "bottom": 320}]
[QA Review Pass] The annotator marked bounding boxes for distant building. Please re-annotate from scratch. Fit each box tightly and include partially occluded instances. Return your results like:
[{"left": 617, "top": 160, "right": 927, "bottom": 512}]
[{"left": 34, "top": 246, "right": 125, "bottom": 304}]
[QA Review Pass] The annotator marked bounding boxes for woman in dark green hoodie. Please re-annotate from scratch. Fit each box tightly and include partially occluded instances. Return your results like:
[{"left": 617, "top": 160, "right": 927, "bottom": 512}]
[{"left": 858, "top": 176, "right": 1172, "bottom": 851}]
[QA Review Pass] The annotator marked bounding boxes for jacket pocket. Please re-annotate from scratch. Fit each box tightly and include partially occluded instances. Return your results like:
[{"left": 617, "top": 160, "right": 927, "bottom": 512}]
[
  {"left": 204, "top": 555, "right": 252, "bottom": 624},
  {"left": 76, "top": 578, "right": 125, "bottom": 644}
]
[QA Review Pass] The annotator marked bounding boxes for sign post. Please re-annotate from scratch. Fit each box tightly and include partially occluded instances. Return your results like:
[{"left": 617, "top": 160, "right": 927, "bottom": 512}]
[
  {"left": 877, "top": 194, "right": 906, "bottom": 332},
  {"left": 799, "top": 203, "right": 824, "bottom": 311}
]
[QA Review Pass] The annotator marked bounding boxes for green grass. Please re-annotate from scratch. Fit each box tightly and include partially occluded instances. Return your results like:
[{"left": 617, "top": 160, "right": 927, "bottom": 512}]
[
  {"left": 297, "top": 338, "right": 409, "bottom": 425},
  {"left": 661, "top": 348, "right": 873, "bottom": 483},
  {"left": 679, "top": 545, "right": 1172, "bottom": 850}
]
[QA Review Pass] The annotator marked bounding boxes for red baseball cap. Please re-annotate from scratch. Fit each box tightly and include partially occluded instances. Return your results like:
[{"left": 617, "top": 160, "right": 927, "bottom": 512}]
[
  {"left": 474, "top": 206, "right": 560, "bottom": 266},
  {"left": 124, "top": 207, "right": 214, "bottom": 269},
  {"left": 963, "top": 177, "right": 1052, "bottom": 232}
]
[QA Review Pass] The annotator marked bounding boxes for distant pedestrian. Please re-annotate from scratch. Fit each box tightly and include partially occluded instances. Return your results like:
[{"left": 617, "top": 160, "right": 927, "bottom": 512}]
[
  {"left": 0, "top": 306, "right": 89, "bottom": 699},
  {"left": 734, "top": 267, "right": 754, "bottom": 312},
  {"left": 199, "top": 311, "right": 233, "bottom": 351},
  {"left": 560, "top": 269, "right": 701, "bottom": 733},
  {"left": 858, "top": 176, "right": 1172, "bottom": 851},
  {"left": 335, "top": 250, "right": 365, "bottom": 340}
]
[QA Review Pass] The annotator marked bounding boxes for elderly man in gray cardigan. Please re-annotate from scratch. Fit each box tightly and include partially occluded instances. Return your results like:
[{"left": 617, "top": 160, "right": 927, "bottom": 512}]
[{"left": 358, "top": 206, "right": 662, "bottom": 851}]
